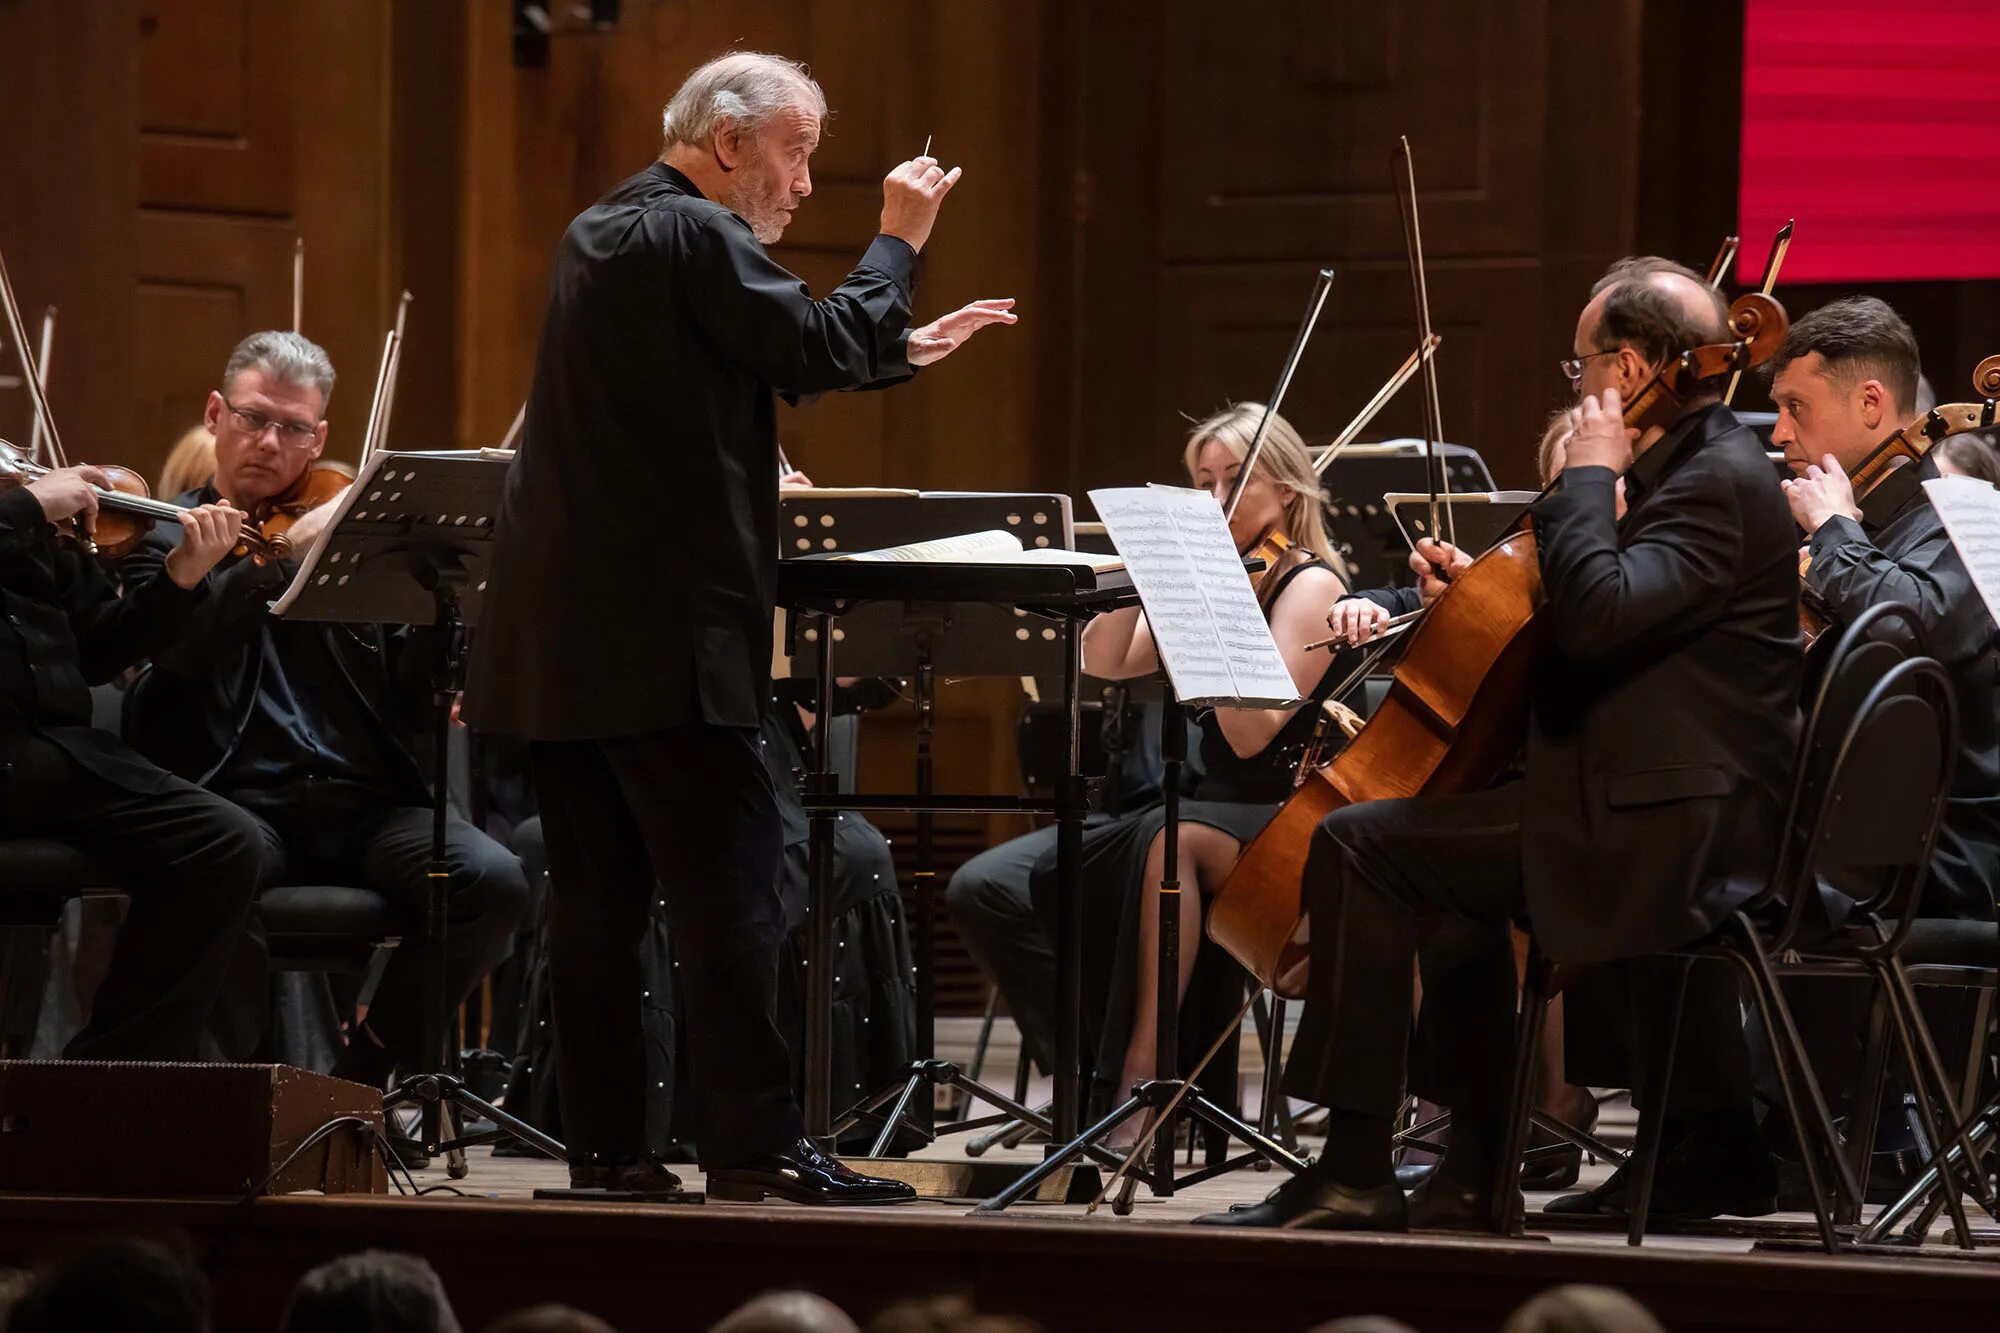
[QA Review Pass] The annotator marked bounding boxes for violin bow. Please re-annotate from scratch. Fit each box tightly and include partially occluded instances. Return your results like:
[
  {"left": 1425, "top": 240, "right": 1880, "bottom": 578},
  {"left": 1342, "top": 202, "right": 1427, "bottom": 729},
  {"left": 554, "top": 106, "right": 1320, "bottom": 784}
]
[
  {"left": 292, "top": 237, "right": 306, "bottom": 333},
  {"left": 1313, "top": 335, "right": 1442, "bottom": 479},
  {"left": 0, "top": 247, "right": 70, "bottom": 475},
  {"left": 1221, "top": 266, "right": 1335, "bottom": 523},
  {"left": 1704, "top": 235, "right": 1740, "bottom": 292},
  {"left": 358, "top": 290, "right": 413, "bottom": 470},
  {"left": 27, "top": 305, "right": 56, "bottom": 468},
  {"left": 501, "top": 402, "right": 527, "bottom": 453},
  {"left": 1395, "top": 137, "right": 1454, "bottom": 549},
  {"left": 1724, "top": 219, "right": 1793, "bottom": 405}
]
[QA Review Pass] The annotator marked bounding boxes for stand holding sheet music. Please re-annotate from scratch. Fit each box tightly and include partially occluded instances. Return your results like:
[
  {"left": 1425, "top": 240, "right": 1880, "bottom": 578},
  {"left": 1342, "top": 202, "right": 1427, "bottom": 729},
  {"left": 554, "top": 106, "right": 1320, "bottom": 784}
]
[
  {"left": 977, "top": 484, "right": 1310, "bottom": 1215},
  {"left": 272, "top": 449, "right": 566, "bottom": 1178},
  {"left": 776, "top": 489, "right": 1128, "bottom": 1199}
]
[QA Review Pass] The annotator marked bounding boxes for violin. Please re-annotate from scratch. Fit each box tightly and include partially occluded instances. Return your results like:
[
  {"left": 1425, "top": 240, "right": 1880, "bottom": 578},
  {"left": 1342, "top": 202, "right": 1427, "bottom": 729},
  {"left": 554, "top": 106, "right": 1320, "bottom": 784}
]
[
  {"left": 233, "top": 459, "right": 357, "bottom": 563},
  {"left": 0, "top": 438, "right": 195, "bottom": 559},
  {"left": 1797, "top": 354, "right": 2000, "bottom": 646},
  {"left": 1209, "top": 224, "right": 1793, "bottom": 993},
  {"left": 0, "top": 248, "right": 195, "bottom": 559}
]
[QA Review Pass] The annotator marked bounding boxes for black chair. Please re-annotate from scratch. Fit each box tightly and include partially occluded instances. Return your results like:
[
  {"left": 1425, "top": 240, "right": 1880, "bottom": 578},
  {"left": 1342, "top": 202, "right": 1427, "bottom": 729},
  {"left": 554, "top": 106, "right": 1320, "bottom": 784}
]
[
  {"left": 1492, "top": 605, "right": 1967, "bottom": 1249},
  {"left": 0, "top": 686, "right": 404, "bottom": 1059},
  {"left": 0, "top": 845, "right": 120, "bottom": 1056},
  {"left": 1626, "top": 648, "right": 1968, "bottom": 1250}
]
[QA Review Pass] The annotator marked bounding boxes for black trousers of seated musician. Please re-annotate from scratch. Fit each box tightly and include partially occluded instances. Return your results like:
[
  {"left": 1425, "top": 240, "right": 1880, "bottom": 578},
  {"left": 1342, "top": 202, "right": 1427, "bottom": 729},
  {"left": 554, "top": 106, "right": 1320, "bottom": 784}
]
[
  {"left": 0, "top": 737, "right": 265, "bottom": 1060},
  {"left": 1284, "top": 781, "right": 1752, "bottom": 1123},
  {"left": 531, "top": 720, "right": 803, "bottom": 1169},
  {"left": 221, "top": 796, "right": 530, "bottom": 1071}
]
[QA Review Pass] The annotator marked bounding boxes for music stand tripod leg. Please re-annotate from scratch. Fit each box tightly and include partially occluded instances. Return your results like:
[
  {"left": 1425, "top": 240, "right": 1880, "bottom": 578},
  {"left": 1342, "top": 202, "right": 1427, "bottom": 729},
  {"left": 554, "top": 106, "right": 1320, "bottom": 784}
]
[{"left": 380, "top": 563, "right": 565, "bottom": 1172}]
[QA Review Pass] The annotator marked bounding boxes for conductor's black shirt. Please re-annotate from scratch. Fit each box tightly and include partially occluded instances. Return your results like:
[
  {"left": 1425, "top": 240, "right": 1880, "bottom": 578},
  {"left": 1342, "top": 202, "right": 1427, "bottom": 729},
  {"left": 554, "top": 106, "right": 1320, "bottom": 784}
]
[{"left": 467, "top": 161, "right": 920, "bottom": 739}]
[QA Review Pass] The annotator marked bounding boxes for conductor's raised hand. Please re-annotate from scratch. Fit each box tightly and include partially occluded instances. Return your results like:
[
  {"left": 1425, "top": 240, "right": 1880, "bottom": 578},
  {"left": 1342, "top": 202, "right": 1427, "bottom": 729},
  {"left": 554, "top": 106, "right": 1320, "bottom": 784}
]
[
  {"left": 1567, "top": 387, "right": 1638, "bottom": 475},
  {"left": 164, "top": 501, "right": 245, "bottom": 589},
  {"left": 880, "top": 155, "right": 962, "bottom": 254},
  {"left": 1410, "top": 537, "right": 1470, "bottom": 606},
  {"left": 907, "top": 298, "right": 1018, "bottom": 368}
]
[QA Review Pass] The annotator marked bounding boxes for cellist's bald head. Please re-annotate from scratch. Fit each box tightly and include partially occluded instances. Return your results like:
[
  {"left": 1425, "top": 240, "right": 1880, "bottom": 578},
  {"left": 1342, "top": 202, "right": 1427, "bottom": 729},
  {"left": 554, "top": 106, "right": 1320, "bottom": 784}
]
[{"left": 1571, "top": 256, "right": 1728, "bottom": 415}]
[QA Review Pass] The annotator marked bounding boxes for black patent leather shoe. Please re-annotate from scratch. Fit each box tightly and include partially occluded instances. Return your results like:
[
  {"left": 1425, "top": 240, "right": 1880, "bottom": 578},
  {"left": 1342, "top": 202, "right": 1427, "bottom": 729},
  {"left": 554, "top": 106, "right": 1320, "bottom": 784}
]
[
  {"left": 1194, "top": 1170, "right": 1407, "bottom": 1231},
  {"left": 706, "top": 1137, "right": 917, "bottom": 1206},
  {"left": 1407, "top": 1172, "right": 1519, "bottom": 1233},
  {"left": 1544, "top": 1161, "right": 1624, "bottom": 1215},
  {"left": 568, "top": 1154, "right": 685, "bottom": 1194}
]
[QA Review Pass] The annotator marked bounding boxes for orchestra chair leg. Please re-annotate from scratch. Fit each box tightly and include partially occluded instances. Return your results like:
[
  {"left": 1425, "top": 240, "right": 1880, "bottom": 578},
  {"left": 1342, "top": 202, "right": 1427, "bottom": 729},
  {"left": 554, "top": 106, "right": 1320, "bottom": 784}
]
[
  {"left": 1625, "top": 957, "right": 1690, "bottom": 1247},
  {"left": 1493, "top": 940, "right": 1552, "bottom": 1235},
  {"left": 1727, "top": 934, "right": 1845, "bottom": 1252},
  {"left": 1840, "top": 986, "right": 1893, "bottom": 1227}
]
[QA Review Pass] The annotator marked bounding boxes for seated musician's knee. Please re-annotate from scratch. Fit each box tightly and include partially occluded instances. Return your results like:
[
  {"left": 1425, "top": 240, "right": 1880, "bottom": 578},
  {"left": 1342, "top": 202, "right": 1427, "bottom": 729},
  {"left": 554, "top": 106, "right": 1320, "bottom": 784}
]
[{"left": 449, "top": 827, "right": 532, "bottom": 936}]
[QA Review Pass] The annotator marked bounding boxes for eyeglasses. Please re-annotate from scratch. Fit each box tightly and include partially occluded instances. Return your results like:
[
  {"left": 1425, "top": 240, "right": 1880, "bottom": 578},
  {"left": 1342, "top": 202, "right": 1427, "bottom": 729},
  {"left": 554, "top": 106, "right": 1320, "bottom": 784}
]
[
  {"left": 1558, "top": 349, "right": 1621, "bottom": 385},
  {"left": 219, "top": 394, "right": 319, "bottom": 446}
]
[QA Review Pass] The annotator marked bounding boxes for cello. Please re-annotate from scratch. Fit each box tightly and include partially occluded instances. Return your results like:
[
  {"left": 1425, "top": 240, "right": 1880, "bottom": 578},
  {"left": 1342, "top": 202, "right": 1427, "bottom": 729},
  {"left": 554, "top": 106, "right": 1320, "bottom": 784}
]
[{"left": 1209, "top": 292, "right": 1792, "bottom": 997}]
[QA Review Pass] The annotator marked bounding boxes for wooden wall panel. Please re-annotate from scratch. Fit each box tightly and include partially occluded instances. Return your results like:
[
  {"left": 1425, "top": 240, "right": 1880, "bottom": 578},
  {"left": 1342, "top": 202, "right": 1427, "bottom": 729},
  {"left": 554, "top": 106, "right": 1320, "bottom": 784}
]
[
  {"left": 137, "top": 0, "right": 296, "bottom": 216},
  {"left": 0, "top": 1, "right": 139, "bottom": 461},
  {"left": 1064, "top": 0, "right": 1641, "bottom": 494}
]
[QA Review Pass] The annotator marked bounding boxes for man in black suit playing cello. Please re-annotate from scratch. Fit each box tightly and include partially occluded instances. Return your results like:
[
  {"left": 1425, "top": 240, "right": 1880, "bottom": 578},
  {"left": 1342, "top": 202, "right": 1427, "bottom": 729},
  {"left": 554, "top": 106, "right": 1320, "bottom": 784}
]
[
  {"left": 467, "top": 51, "right": 1015, "bottom": 1199},
  {"left": 1205, "top": 258, "right": 1802, "bottom": 1230}
]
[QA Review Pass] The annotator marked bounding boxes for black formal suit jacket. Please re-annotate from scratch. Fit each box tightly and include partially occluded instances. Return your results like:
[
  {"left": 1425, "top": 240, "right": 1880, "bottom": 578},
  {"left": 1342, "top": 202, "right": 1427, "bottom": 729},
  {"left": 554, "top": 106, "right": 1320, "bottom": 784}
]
[
  {"left": 0, "top": 487, "right": 203, "bottom": 796},
  {"left": 1525, "top": 402, "right": 1803, "bottom": 963},
  {"left": 466, "top": 162, "right": 919, "bottom": 739},
  {"left": 117, "top": 489, "right": 431, "bottom": 801},
  {"left": 1805, "top": 454, "right": 2000, "bottom": 920}
]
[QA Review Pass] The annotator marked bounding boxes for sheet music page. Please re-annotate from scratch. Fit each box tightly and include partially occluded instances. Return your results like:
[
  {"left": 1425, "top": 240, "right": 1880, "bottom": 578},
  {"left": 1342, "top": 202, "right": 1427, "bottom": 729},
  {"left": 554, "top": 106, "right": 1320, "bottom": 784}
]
[
  {"left": 269, "top": 450, "right": 395, "bottom": 616},
  {"left": 1089, "top": 486, "right": 1299, "bottom": 707},
  {"left": 1924, "top": 476, "right": 2000, "bottom": 625},
  {"left": 838, "top": 529, "right": 1023, "bottom": 562}
]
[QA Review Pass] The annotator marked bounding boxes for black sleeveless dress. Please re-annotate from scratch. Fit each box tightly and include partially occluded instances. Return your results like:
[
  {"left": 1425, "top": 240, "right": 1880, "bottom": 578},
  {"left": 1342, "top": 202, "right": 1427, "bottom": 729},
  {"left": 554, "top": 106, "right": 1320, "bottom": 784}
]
[{"left": 1028, "top": 556, "right": 1342, "bottom": 1104}]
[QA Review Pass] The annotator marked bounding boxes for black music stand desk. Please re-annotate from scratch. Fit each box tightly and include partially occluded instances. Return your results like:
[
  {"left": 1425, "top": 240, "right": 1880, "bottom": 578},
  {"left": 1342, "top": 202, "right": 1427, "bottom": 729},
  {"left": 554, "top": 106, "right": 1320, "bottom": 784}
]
[
  {"left": 777, "top": 556, "right": 1138, "bottom": 1201},
  {"left": 274, "top": 449, "right": 566, "bottom": 1178}
]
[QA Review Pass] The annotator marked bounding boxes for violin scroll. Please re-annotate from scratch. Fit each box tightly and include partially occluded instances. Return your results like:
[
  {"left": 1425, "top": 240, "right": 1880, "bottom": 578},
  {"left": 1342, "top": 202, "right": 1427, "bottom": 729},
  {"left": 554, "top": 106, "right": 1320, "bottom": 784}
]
[
  {"left": 1724, "top": 291, "right": 1787, "bottom": 363},
  {"left": 1973, "top": 354, "right": 2000, "bottom": 401}
]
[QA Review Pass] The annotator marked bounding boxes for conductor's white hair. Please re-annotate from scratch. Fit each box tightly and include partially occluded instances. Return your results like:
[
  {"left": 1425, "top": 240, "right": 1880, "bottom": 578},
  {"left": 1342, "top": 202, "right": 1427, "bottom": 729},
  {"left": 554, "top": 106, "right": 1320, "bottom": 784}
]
[
  {"left": 661, "top": 51, "right": 827, "bottom": 151},
  {"left": 223, "top": 330, "right": 336, "bottom": 409}
]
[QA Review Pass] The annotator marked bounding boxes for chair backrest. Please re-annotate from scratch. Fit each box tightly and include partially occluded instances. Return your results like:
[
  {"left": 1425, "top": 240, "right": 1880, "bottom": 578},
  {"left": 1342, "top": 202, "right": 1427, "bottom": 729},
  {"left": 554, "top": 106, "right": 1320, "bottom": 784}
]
[
  {"left": 1781, "top": 656, "right": 1957, "bottom": 955},
  {"left": 1764, "top": 602, "right": 1926, "bottom": 912}
]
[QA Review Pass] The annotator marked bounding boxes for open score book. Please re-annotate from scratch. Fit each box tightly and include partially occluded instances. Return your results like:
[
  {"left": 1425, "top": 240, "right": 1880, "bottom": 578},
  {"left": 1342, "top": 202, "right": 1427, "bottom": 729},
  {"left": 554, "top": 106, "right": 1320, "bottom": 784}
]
[{"left": 835, "top": 528, "right": 1124, "bottom": 572}]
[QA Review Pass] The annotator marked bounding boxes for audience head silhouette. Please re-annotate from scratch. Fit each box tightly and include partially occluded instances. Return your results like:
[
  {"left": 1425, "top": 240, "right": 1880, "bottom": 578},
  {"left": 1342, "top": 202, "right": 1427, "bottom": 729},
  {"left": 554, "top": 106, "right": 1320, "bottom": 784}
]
[
  {"left": 5, "top": 1236, "right": 210, "bottom": 1333},
  {"left": 1501, "top": 1284, "right": 1666, "bottom": 1333},
  {"left": 279, "top": 1250, "right": 460, "bottom": 1333}
]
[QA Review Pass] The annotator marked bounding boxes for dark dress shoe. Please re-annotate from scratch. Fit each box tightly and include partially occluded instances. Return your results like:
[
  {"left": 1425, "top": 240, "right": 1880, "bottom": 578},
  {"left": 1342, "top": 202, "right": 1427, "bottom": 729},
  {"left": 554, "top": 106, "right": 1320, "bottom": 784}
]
[
  {"left": 706, "top": 1137, "right": 917, "bottom": 1206},
  {"left": 1407, "top": 1173, "right": 1519, "bottom": 1233},
  {"left": 1611, "top": 1150, "right": 1774, "bottom": 1220},
  {"left": 1545, "top": 1156, "right": 1628, "bottom": 1215},
  {"left": 568, "top": 1154, "right": 685, "bottom": 1194},
  {"left": 1394, "top": 1161, "right": 1437, "bottom": 1189},
  {"left": 1194, "top": 1171, "right": 1407, "bottom": 1231},
  {"left": 1520, "top": 1098, "right": 1597, "bottom": 1192}
]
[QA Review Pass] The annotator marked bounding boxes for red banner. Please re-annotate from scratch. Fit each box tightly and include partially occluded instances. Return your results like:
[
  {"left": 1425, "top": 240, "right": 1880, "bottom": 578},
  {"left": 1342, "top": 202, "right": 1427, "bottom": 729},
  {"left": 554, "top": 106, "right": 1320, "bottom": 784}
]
[{"left": 1739, "top": 0, "right": 2000, "bottom": 283}]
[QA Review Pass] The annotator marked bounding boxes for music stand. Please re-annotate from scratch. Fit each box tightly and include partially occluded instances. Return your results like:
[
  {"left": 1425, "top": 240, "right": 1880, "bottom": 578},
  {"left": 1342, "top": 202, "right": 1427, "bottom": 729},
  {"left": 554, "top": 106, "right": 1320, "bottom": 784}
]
[
  {"left": 274, "top": 449, "right": 565, "bottom": 1177},
  {"left": 778, "top": 492, "right": 1073, "bottom": 1157},
  {"left": 976, "top": 484, "right": 1310, "bottom": 1214}
]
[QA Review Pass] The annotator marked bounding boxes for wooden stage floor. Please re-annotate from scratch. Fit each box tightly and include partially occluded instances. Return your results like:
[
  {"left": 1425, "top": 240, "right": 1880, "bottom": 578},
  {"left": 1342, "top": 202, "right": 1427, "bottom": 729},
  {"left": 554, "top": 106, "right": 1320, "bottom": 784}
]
[{"left": 4, "top": 1123, "right": 1999, "bottom": 1333}]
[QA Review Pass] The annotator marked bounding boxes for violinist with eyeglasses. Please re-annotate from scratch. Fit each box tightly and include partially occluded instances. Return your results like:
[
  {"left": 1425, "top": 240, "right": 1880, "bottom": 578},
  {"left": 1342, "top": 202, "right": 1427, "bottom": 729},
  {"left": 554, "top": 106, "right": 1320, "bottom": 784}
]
[
  {"left": 118, "top": 331, "right": 530, "bottom": 1091},
  {"left": 1203, "top": 257, "right": 1801, "bottom": 1231}
]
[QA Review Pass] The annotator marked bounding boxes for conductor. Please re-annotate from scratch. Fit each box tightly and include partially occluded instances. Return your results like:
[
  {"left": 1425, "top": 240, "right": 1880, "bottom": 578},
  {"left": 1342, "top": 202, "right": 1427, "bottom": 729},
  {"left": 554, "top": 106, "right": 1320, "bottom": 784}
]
[{"left": 468, "top": 51, "right": 1016, "bottom": 1201}]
